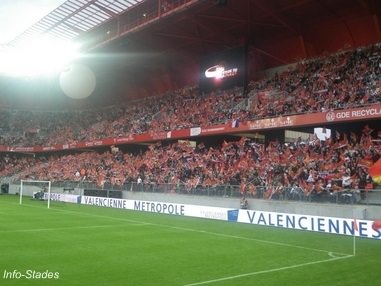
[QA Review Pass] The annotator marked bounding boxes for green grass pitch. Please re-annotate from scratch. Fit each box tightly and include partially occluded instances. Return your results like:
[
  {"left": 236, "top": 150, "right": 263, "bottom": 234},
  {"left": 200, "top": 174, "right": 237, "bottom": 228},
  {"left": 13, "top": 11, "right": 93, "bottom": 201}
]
[{"left": 0, "top": 194, "right": 380, "bottom": 286}]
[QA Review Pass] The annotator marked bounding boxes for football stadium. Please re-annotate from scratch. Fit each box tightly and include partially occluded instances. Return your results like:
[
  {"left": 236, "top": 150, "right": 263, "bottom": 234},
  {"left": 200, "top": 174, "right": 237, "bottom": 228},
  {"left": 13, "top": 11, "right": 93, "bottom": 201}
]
[{"left": 0, "top": 0, "right": 381, "bottom": 285}]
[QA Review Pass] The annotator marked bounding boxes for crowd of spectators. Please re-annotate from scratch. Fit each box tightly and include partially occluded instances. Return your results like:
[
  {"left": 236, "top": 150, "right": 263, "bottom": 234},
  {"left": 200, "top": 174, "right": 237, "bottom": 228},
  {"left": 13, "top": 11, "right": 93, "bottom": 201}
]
[
  {"left": 246, "top": 44, "right": 381, "bottom": 118},
  {"left": 1, "top": 44, "right": 380, "bottom": 148},
  {"left": 1, "top": 44, "right": 381, "bottom": 201},
  {"left": 0, "top": 86, "right": 244, "bottom": 146},
  {"left": 1, "top": 126, "right": 379, "bottom": 200}
]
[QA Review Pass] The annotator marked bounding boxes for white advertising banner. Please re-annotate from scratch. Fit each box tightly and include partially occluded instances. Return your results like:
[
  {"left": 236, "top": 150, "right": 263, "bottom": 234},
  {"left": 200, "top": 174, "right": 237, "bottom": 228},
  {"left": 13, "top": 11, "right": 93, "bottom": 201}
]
[
  {"left": 77, "top": 196, "right": 381, "bottom": 239},
  {"left": 80, "top": 196, "right": 237, "bottom": 221},
  {"left": 238, "top": 209, "right": 381, "bottom": 239},
  {"left": 34, "top": 192, "right": 80, "bottom": 203}
]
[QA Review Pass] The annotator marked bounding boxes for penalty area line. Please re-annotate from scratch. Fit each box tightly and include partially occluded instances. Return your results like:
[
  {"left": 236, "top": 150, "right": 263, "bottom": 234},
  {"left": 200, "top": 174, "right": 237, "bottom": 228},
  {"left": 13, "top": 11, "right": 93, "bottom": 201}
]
[{"left": 183, "top": 255, "right": 353, "bottom": 286}]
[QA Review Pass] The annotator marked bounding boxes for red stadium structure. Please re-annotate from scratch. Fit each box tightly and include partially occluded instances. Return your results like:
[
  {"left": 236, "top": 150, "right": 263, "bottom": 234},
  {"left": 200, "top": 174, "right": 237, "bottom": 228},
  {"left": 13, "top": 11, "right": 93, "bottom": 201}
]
[
  {"left": 1, "top": 0, "right": 381, "bottom": 106},
  {"left": 0, "top": 0, "right": 381, "bottom": 206}
]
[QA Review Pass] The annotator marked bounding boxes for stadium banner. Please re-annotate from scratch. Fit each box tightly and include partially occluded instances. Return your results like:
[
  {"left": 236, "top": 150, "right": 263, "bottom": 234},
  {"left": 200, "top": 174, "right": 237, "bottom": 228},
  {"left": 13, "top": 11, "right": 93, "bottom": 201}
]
[
  {"left": 33, "top": 192, "right": 80, "bottom": 203},
  {"left": 81, "top": 196, "right": 133, "bottom": 209},
  {"left": 133, "top": 199, "right": 237, "bottom": 220},
  {"left": 1, "top": 104, "right": 381, "bottom": 153},
  {"left": 80, "top": 196, "right": 236, "bottom": 220},
  {"left": 243, "top": 104, "right": 381, "bottom": 131},
  {"left": 184, "top": 205, "right": 237, "bottom": 221},
  {"left": 57, "top": 195, "right": 381, "bottom": 239},
  {"left": 238, "top": 209, "right": 381, "bottom": 239},
  {"left": 133, "top": 200, "right": 185, "bottom": 215},
  {"left": 227, "top": 209, "right": 239, "bottom": 222},
  {"left": 190, "top": 127, "right": 201, "bottom": 136}
]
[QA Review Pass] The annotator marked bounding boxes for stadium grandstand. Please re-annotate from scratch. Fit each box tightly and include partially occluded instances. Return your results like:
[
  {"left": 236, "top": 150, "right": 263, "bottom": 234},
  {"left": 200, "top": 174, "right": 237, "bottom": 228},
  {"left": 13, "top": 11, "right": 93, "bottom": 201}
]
[
  {"left": 1, "top": 0, "right": 381, "bottom": 202},
  {"left": 1, "top": 1, "right": 381, "bottom": 285}
]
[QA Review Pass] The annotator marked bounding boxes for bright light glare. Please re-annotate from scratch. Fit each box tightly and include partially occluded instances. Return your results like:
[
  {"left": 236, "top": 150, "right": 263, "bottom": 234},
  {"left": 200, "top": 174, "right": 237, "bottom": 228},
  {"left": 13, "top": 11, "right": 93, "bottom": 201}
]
[{"left": 0, "top": 36, "right": 80, "bottom": 77}]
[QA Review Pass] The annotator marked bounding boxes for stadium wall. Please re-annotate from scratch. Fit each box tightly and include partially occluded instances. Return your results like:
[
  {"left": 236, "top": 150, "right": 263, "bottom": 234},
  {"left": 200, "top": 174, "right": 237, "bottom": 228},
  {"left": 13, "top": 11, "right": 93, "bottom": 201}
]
[
  {"left": 7, "top": 184, "right": 381, "bottom": 220},
  {"left": 124, "top": 191, "right": 381, "bottom": 220}
]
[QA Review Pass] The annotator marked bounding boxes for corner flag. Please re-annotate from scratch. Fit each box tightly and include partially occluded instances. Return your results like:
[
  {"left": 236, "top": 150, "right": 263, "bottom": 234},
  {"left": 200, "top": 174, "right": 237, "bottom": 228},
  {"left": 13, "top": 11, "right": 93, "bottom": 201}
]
[{"left": 353, "top": 218, "right": 359, "bottom": 232}]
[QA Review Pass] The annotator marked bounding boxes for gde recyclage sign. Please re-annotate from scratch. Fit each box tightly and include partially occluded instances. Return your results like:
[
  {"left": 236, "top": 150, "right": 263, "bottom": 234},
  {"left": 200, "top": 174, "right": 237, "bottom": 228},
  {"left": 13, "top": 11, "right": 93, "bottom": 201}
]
[{"left": 51, "top": 194, "right": 381, "bottom": 240}]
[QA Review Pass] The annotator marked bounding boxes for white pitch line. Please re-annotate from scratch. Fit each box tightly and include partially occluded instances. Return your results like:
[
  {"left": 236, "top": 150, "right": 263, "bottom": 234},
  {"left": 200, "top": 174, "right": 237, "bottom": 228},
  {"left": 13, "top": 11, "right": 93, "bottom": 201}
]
[
  {"left": 3, "top": 200, "right": 355, "bottom": 286},
  {"left": 328, "top": 251, "right": 348, "bottom": 258},
  {"left": 183, "top": 255, "right": 353, "bottom": 286},
  {"left": 49, "top": 206, "right": 352, "bottom": 257},
  {"left": 149, "top": 224, "right": 351, "bottom": 257}
]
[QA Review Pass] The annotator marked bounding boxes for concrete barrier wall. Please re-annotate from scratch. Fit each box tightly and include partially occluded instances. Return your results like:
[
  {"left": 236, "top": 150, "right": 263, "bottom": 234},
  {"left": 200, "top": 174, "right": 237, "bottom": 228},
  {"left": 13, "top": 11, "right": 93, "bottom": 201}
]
[
  {"left": 7, "top": 183, "right": 381, "bottom": 220},
  {"left": 125, "top": 191, "right": 381, "bottom": 220}
]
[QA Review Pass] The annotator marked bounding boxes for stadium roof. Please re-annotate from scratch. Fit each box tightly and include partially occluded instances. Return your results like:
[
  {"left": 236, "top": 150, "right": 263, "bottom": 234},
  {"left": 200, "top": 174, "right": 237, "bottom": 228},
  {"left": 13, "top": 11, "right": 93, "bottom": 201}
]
[
  {"left": 1, "top": 0, "right": 381, "bottom": 108},
  {"left": 3, "top": 0, "right": 381, "bottom": 57},
  {"left": 3, "top": 0, "right": 144, "bottom": 48},
  {"left": 0, "top": 0, "right": 66, "bottom": 45}
]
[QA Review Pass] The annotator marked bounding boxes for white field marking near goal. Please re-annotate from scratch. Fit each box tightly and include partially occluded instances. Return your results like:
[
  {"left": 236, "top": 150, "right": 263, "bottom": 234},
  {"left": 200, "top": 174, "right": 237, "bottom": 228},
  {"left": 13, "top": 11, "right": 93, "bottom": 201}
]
[
  {"left": 16, "top": 201, "right": 353, "bottom": 258},
  {"left": 183, "top": 254, "right": 353, "bottom": 286},
  {"left": 328, "top": 251, "right": 347, "bottom": 258}
]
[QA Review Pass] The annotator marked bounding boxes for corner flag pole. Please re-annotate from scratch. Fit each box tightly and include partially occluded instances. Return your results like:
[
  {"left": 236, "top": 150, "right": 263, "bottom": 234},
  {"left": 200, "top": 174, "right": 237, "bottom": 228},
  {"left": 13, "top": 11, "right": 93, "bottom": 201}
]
[
  {"left": 353, "top": 217, "right": 358, "bottom": 256},
  {"left": 20, "top": 180, "right": 23, "bottom": 205},
  {"left": 47, "top": 181, "right": 51, "bottom": 209}
]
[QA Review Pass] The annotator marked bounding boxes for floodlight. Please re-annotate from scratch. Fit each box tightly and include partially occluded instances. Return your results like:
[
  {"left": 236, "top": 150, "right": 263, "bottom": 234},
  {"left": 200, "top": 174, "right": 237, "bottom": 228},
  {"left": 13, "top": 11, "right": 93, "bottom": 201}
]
[{"left": 0, "top": 36, "right": 80, "bottom": 77}]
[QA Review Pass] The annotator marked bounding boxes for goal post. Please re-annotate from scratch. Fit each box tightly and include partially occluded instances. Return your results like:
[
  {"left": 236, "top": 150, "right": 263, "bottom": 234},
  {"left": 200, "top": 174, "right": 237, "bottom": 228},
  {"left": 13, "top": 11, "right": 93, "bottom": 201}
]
[{"left": 20, "top": 180, "right": 52, "bottom": 208}]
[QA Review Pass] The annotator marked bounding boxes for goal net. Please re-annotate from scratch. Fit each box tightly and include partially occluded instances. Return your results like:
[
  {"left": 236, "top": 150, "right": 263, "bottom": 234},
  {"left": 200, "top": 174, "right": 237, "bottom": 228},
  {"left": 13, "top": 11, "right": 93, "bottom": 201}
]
[{"left": 20, "top": 180, "right": 52, "bottom": 208}]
